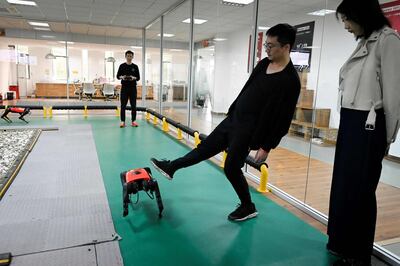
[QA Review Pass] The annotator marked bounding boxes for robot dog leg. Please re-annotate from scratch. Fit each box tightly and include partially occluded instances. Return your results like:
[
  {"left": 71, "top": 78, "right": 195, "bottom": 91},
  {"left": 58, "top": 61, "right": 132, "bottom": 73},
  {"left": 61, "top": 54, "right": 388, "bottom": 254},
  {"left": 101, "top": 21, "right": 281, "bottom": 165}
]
[
  {"left": 120, "top": 167, "right": 164, "bottom": 218},
  {"left": 18, "top": 107, "right": 30, "bottom": 123},
  {"left": 1, "top": 108, "right": 12, "bottom": 123},
  {"left": 1, "top": 107, "right": 30, "bottom": 123}
]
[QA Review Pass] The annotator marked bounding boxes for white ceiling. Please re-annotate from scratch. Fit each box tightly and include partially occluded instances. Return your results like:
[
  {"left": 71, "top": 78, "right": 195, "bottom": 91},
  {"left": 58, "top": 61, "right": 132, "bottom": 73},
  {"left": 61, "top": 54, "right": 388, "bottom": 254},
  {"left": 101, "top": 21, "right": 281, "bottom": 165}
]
[
  {"left": 0, "top": 0, "right": 178, "bottom": 40},
  {"left": 0, "top": 0, "right": 390, "bottom": 43}
]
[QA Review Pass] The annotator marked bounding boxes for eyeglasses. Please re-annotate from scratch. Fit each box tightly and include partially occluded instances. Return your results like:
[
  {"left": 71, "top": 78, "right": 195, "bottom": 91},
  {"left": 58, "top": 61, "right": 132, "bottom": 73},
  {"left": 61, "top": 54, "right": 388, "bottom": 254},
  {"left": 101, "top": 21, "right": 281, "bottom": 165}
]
[{"left": 263, "top": 42, "right": 281, "bottom": 49}]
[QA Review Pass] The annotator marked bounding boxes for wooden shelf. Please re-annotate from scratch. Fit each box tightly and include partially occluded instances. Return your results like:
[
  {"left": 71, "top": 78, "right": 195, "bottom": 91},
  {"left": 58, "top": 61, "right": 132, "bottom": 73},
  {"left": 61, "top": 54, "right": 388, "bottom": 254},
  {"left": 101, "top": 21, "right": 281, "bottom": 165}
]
[
  {"left": 291, "top": 120, "right": 329, "bottom": 130},
  {"left": 290, "top": 117, "right": 337, "bottom": 144}
]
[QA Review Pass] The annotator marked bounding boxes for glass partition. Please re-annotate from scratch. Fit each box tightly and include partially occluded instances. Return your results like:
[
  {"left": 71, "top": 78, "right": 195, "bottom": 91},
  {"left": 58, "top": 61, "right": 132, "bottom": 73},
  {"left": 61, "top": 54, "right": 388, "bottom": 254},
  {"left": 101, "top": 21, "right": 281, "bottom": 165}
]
[
  {"left": 192, "top": 0, "right": 256, "bottom": 135},
  {"left": 0, "top": 19, "right": 70, "bottom": 108},
  {"left": 144, "top": 20, "right": 161, "bottom": 112},
  {"left": 0, "top": 18, "right": 142, "bottom": 113},
  {"left": 161, "top": 1, "right": 191, "bottom": 126},
  {"left": 244, "top": 0, "right": 327, "bottom": 204},
  {"left": 65, "top": 25, "right": 142, "bottom": 113}
]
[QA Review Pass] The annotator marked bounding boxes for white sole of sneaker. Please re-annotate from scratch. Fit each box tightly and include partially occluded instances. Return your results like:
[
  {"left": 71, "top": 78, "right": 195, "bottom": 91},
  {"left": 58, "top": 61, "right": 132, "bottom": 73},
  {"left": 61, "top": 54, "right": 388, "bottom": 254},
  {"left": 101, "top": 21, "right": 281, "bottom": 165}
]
[
  {"left": 229, "top": 212, "right": 258, "bottom": 222},
  {"left": 150, "top": 160, "right": 172, "bottom": 180}
]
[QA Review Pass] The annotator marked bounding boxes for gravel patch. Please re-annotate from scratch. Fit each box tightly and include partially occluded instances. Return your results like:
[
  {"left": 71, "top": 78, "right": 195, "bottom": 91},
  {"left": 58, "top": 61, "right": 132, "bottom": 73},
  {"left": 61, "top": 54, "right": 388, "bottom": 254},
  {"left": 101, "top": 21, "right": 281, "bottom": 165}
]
[{"left": 0, "top": 129, "right": 41, "bottom": 195}]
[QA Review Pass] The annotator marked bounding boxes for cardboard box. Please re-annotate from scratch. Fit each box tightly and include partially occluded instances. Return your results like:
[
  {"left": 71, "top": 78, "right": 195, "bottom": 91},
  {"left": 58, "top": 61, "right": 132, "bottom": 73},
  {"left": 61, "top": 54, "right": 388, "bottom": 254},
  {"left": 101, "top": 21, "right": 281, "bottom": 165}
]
[
  {"left": 315, "top": 109, "right": 331, "bottom": 127},
  {"left": 297, "top": 89, "right": 314, "bottom": 108},
  {"left": 295, "top": 107, "right": 313, "bottom": 123},
  {"left": 297, "top": 71, "right": 308, "bottom": 88}
]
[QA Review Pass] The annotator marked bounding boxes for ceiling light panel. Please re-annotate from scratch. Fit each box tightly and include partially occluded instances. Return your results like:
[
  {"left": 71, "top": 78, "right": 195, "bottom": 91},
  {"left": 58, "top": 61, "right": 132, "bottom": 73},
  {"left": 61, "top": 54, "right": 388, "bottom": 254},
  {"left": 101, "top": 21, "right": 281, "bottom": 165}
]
[
  {"left": 308, "top": 9, "right": 335, "bottom": 16},
  {"left": 157, "top": 33, "right": 175, "bottom": 37},
  {"left": 40, "top": 34, "right": 55, "bottom": 38},
  {"left": 6, "top": 0, "right": 37, "bottom": 6},
  {"left": 222, "top": 0, "right": 254, "bottom": 7},
  {"left": 33, "top": 27, "right": 50, "bottom": 31},
  {"left": 182, "top": 18, "right": 208, "bottom": 24},
  {"left": 58, "top": 41, "right": 74, "bottom": 44},
  {"left": 28, "top": 21, "right": 49, "bottom": 27},
  {"left": 223, "top": 0, "right": 253, "bottom": 4}
]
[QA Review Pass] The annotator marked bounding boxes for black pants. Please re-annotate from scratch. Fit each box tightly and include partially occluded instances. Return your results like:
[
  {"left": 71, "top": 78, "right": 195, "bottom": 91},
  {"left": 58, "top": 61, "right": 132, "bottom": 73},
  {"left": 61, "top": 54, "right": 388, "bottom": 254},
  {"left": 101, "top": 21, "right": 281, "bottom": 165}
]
[
  {"left": 120, "top": 86, "right": 137, "bottom": 122},
  {"left": 171, "top": 116, "right": 254, "bottom": 205},
  {"left": 327, "top": 108, "right": 387, "bottom": 261}
]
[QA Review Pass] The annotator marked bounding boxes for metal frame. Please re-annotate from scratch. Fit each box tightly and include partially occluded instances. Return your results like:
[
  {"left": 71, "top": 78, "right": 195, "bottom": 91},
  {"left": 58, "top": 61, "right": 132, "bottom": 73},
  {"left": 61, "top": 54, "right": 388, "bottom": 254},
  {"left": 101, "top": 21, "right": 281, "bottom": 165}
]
[
  {"left": 187, "top": 0, "right": 195, "bottom": 128},
  {"left": 142, "top": 28, "right": 146, "bottom": 103},
  {"left": 250, "top": 0, "right": 259, "bottom": 72},
  {"left": 159, "top": 16, "right": 164, "bottom": 113}
]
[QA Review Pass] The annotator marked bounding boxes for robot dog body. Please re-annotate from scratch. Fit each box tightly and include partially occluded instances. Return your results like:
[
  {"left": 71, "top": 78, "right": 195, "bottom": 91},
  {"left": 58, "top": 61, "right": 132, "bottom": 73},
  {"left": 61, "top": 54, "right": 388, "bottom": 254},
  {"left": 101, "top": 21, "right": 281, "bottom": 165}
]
[
  {"left": 120, "top": 167, "right": 164, "bottom": 218},
  {"left": 1, "top": 107, "right": 30, "bottom": 123}
]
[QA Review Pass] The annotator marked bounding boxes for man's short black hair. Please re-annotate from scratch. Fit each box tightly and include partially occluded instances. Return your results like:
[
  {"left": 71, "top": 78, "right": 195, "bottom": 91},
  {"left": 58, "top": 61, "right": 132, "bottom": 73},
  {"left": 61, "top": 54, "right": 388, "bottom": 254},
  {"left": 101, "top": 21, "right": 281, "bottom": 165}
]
[
  {"left": 266, "top": 23, "right": 296, "bottom": 51},
  {"left": 336, "top": 0, "right": 390, "bottom": 39},
  {"left": 125, "top": 50, "right": 134, "bottom": 56}
]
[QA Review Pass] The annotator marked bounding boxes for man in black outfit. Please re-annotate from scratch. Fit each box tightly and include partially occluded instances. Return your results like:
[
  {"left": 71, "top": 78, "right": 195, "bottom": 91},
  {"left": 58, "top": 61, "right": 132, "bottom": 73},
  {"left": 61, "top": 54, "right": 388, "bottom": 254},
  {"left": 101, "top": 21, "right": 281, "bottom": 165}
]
[
  {"left": 151, "top": 24, "right": 301, "bottom": 222},
  {"left": 117, "top": 50, "right": 140, "bottom": 127}
]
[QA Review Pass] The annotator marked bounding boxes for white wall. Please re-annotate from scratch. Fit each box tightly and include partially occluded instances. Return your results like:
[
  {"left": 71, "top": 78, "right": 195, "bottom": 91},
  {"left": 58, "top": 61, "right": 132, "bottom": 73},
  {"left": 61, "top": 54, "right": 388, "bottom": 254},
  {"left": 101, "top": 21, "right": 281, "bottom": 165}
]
[
  {"left": 194, "top": 47, "right": 215, "bottom": 98},
  {"left": 314, "top": 15, "right": 357, "bottom": 128},
  {"left": 0, "top": 61, "right": 9, "bottom": 98},
  {"left": 29, "top": 47, "right": 52, "bottom": 95},
  {"left": 169, "top": 53, "right": 189, "bottom": 82},
  {"left": 213, "top": 28, "right": 252, "bottom": 113},
  {"left": 88, "top": 50, "right": 105, "bottom": 82},
  {"left": 68, "top": 49, "right": 82, "bottom": 82},
  {"left": 0, "top": 43, "right": 11, "bottom": 97}
]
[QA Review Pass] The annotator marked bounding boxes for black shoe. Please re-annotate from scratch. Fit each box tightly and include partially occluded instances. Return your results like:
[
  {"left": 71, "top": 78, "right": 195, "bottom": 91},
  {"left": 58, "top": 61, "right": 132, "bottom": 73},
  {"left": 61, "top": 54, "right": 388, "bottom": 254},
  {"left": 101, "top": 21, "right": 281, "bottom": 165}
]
[
  {"left": 228, "top": 203, "right": 258, "bottom": 222},
  {"left": 332, "top": 258, "right": 371, "bottom": 266},
  {"left": 326, "top": 245, "right": 343, "bottom": 258},
  {"left": 150, "top": 158, "right": 175, "bottom": 180}
]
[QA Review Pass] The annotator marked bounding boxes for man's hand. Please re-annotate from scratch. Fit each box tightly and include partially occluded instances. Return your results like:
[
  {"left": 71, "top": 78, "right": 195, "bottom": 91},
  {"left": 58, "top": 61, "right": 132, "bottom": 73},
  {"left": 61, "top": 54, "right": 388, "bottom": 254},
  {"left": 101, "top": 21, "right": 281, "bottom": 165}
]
[
  {"left": 255, "top": 148, "right": 269, "bottom": 163},
  {"left": 119, "top": 75, "right": 126, "bottom": 80}
]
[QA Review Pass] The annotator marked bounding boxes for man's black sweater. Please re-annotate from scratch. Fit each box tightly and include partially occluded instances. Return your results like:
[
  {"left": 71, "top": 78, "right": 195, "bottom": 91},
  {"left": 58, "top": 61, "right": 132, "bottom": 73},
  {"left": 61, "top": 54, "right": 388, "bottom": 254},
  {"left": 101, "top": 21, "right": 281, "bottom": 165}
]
[
  {"left": 227, "top": 57, "right": 301, "bottom": 152},
  {"left": 116, "top": 63, "right": 140, "bottom": 87}
]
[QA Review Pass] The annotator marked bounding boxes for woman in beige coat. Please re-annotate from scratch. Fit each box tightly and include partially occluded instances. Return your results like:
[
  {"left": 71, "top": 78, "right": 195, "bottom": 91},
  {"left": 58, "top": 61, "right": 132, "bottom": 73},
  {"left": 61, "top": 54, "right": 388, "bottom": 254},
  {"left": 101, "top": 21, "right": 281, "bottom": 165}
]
[{"left": 327, "top": 0, "right": 400, "bottom": 265}]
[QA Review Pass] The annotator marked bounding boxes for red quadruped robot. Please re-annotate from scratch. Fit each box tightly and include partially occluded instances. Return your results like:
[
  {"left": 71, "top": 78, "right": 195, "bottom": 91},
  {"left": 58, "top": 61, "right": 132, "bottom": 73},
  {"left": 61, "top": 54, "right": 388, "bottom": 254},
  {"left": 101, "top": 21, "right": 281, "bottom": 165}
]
[
  {"left": 1, "top": 107, "right": 30, "bottom": 123},
  {"left": 120, "top": 167, "right": 164, "bottom": 218}
]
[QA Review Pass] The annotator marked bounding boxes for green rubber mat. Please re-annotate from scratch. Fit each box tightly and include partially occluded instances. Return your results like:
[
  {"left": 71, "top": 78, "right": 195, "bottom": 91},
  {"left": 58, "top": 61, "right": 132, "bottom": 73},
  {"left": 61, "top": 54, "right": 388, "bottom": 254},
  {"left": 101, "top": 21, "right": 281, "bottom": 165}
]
[{"left": 2, "top": 116, "right": 336, "bottom": 266}]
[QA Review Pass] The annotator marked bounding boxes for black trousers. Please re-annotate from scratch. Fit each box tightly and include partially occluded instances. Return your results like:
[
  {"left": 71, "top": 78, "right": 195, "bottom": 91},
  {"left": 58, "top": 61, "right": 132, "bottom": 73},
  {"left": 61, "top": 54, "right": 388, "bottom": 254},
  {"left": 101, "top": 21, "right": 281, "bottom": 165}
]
[
  {"left": 171, "top": 116, "right": 254, "bottom": 205},
  {"left": 327, "top": 108, "right": 387, "bottom": 261},
  {"left": 120, "top": 86, "right": 137, "bottom": 122}
]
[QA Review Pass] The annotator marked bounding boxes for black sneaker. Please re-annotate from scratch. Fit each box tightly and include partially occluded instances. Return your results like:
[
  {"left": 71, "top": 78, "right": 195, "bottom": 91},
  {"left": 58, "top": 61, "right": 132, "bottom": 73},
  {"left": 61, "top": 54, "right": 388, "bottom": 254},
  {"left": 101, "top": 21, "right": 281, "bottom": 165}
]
[
  {"left": 150, "top": 158, "right": 175, "bottom": 180},
  {"left": 326, "top": 245, "right": 343, "bottom": 258},
  {"left": 228, "top": 203, "right": 258, "bottom": 222},
  {"left": 333, "top": 258, "right": 371, "bottom": 266}
]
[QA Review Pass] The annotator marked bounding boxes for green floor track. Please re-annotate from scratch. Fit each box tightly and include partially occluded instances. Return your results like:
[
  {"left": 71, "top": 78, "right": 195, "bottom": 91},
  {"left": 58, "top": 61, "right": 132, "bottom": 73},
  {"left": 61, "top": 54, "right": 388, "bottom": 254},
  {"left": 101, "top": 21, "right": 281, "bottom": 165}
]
[{"left": 2, "top": 116, "right": 336, "bottom": 266}]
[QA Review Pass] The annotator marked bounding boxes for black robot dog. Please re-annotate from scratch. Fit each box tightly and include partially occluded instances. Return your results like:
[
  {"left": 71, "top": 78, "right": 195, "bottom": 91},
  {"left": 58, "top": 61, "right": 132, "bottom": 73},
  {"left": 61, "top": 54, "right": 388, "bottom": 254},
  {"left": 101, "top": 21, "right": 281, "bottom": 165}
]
[
  {"left": 120, "top": 167, "right": 164, "bottom": 218},
  {"left": 1, "top": 107, "right": 30, "bottom": 123}
]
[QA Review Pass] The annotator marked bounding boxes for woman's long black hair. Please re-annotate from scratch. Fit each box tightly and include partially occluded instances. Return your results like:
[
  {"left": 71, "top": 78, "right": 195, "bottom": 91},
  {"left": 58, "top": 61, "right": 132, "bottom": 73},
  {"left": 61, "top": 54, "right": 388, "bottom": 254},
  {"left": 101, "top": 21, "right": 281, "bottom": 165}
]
[{"left": 336, "top": 0, "right": 391, "bottom": 39}]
